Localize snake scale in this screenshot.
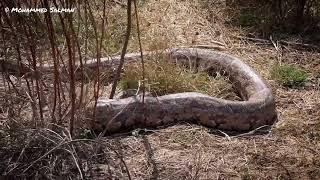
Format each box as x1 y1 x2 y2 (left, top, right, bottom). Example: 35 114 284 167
0 48 277 134
91 48 277 134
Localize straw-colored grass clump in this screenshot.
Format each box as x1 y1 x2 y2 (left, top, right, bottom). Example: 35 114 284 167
119 56 238 100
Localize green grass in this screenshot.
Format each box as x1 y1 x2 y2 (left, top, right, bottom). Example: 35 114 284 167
271 64 308 88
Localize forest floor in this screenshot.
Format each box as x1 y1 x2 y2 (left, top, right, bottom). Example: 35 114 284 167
1 0 320 179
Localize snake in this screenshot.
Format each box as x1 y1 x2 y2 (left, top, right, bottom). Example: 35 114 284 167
0 48 277 134
91 48 277 134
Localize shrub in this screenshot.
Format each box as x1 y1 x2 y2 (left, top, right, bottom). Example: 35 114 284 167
271 64 308 88
237 9 259 27
226 0 320 35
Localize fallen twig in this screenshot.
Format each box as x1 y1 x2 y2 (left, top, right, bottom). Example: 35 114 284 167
235 35 320 50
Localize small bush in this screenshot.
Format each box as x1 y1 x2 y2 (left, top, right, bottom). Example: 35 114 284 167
271 64 308 88
119 55 238 100
232 8 260 27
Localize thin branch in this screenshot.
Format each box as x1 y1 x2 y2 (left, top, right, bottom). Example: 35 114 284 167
43 0 61 123
235 35 320 50
56 9 76 136
109 0 132 99
133 0 145 103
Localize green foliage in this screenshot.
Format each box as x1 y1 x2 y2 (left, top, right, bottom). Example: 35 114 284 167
226 0 320 36
271 64 308 88
237 9 259 27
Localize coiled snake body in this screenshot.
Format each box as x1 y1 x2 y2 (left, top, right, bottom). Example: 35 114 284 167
92 48 277 133
0 48 277 134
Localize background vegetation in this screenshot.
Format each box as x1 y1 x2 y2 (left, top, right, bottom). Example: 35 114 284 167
120 56 239 100
226 0 320 37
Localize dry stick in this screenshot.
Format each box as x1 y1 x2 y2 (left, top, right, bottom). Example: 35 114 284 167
22 20 43 125
22 138 96 173
65 128 85 180
114 140 132 180
56 0 78 131
74 1 84 109
68 14 79 136
51 0 67 123
55 47 68 102
133 0 145 103
18 34 40 124
67 11 85 119
44 0 61 123
69 2 99 176
24 23 44 123
109 0 132 99
86 1 102 121
142 135 158 180
114 150 132 180
0 24 23 97
97 0 108 98
63 148 84 180
32 13 48 118
83 0 89 107
235 35 320 50
75 1 83 36
21 129 130 178
4 11 40 122
1 8 25 81
233 125 270 138
57 12 76 136
1 3 36 122
90 0 109 118
25 72 39 123
0 26 8 94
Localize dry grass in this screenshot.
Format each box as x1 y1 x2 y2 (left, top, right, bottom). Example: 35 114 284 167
104 0 320 179
119 55 239 100
1 0 320 179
